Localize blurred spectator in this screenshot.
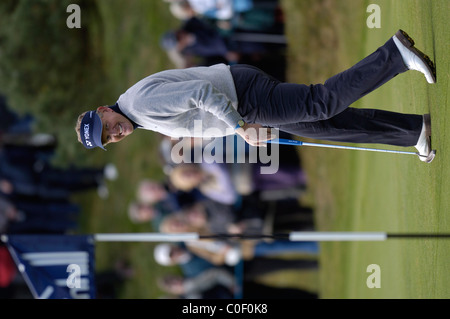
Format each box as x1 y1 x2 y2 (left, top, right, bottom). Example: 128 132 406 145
136 179 198 211
164 0 280 27
165 0 196 21
137 179 173 204
157 268 317 299
128 201 166 232
157 268 237 298
0 245 18 293
154 242 318 280
170 162 239 205
154 243 216 278
159 201 240 234
0 195 23 233
5 198 80 234
161 0 287 82
0 143 118 200
128 178 201 229
159 204 318 267
169 162 239 206
165 0 236 21
161 0 285 68
161 16 242 67
128 201 159 224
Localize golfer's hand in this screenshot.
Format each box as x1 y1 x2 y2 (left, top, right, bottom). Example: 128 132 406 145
235 123 275 147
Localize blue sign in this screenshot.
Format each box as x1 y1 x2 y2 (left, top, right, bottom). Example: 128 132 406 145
3 234 96 299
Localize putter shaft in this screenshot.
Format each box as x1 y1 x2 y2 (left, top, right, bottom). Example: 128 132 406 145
269 138 420 156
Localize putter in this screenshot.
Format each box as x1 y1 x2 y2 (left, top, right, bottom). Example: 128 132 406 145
268 138 436 160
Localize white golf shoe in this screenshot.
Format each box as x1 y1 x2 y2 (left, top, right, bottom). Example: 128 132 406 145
392 30 437 84
415 114 436 163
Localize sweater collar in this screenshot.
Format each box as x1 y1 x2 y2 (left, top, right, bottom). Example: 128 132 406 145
109 103 141 129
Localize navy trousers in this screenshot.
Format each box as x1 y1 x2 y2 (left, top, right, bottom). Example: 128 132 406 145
230 38 423 147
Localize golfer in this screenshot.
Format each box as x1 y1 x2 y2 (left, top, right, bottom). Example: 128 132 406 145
76 30 436 163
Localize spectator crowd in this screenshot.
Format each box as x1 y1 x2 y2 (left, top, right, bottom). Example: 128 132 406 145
0 95 118 298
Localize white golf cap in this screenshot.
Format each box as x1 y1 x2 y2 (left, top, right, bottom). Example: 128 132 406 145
154 244 173 266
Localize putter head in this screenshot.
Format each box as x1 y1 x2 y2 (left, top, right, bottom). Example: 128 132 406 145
417 149 436 163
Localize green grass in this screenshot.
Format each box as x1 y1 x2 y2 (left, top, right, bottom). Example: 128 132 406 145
282 0 449 298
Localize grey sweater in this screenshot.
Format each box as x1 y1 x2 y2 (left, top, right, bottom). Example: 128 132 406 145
117 64 243 138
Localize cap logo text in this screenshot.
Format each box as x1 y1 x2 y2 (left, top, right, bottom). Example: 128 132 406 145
84 124 93 147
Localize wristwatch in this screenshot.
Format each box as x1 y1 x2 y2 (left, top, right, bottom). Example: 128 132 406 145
235 119 245 130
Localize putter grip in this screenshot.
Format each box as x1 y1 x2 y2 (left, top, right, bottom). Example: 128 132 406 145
269 138 303 146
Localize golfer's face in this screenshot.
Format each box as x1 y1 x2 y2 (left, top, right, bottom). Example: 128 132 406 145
99 109 134 145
